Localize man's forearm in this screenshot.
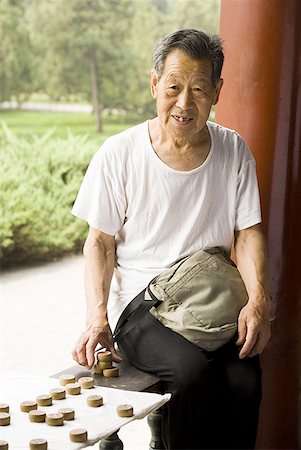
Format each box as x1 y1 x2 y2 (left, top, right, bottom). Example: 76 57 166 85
234 223 273 358
234 224 271 309
83 229 116 326
72 228 121 367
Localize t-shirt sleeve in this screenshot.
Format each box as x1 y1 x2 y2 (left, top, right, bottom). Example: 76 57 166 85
235 143 262 231
71 142 126 235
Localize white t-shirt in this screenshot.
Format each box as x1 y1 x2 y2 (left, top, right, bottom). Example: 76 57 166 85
72 120 262 331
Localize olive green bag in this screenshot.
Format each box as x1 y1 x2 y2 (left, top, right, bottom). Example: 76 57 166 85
114 248 248 352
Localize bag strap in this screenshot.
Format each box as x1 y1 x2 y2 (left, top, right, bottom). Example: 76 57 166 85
113 287 160 342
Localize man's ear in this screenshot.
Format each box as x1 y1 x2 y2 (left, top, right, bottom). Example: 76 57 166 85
213 78 223 105
150 69 159 99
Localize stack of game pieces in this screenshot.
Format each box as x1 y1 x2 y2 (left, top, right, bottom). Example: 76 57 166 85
93 350 119 377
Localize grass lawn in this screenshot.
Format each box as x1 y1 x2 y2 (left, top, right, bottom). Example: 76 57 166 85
0 109 148 142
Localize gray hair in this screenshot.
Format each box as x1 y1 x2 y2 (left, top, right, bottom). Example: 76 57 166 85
153 29 224 86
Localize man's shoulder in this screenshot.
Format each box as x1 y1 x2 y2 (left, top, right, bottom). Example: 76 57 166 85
208 121 255 170
104 121 148 149
208 120 240 140
91 120 149 171
208 121 251 152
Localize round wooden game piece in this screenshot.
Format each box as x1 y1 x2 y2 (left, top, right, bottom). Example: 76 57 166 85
49 387 66 400
58 407 75 420
78 376 94 389
96 361 112 370
45 413 64 426
20 401 38 412
86 394 103 407
103 367 119 378
29 439 48 450
29 409 46 423
36 395 52 406
97 350 112 362
93 364 103 375
59 374 76 386
65 382 81 395
0 404 9 413
116 404 134 417
0 413 10 426
0 440 9 450
69 428 88 443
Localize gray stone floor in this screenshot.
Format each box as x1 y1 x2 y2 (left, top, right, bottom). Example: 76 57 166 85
1 255 150 449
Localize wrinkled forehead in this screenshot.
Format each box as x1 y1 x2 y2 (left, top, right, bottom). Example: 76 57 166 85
160 49 213 80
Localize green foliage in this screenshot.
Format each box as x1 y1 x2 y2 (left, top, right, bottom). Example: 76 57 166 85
0 0 35 101
172 0 221 32
0 0 221 125
0 125 99 266
26 0 134 104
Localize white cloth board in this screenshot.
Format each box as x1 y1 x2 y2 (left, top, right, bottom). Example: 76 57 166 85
0 372 170 449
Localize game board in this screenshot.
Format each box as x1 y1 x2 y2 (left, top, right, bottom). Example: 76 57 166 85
0 373 170 449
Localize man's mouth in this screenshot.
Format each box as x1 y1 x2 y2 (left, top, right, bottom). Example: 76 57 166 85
172 115 193 123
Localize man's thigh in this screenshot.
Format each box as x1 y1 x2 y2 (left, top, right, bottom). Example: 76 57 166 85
117 312 211 385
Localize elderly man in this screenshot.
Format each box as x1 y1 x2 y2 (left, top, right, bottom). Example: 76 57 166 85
72 29 271 450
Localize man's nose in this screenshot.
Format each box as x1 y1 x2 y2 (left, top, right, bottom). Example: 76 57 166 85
176 89 193 110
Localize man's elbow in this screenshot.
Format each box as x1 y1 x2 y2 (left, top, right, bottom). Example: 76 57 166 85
83 228 115 259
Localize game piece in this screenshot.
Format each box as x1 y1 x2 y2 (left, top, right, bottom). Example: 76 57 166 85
36 395 52 406
59 374 75 386
96 361 112 370
0 404 9 413
58 407 75 420
20 401 38 412
93 364 103 375
29 438 47 450
69 428 88 443
116 404 134 417
0 440 8 450
45 413 64 426
65 382 81 395
78 376 94 389
0 413 10 426
97 350 112 362
103 367 119 378
87 394 103 407
49 387 66 400
29 410 46 423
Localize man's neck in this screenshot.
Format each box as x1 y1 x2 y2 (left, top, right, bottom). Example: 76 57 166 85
148 118 211 171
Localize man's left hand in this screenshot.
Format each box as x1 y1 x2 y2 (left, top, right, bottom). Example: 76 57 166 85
236 301 272 359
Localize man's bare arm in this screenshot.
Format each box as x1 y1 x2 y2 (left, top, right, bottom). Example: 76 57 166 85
72 227 122 368
234 223 273 359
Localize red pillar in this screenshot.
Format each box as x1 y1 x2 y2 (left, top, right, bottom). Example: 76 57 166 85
216 1 301 448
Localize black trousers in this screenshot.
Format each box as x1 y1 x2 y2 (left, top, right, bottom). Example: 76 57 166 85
117 312 262 450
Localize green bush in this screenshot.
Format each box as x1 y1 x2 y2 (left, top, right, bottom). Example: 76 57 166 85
0 124 100 266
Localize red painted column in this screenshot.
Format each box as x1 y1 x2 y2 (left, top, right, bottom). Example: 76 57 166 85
216 1 301 448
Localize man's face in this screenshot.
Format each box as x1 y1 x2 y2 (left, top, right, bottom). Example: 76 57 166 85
151 49 223 140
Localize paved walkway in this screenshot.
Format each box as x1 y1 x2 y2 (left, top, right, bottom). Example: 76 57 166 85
0 101 92 113
1 255 150 449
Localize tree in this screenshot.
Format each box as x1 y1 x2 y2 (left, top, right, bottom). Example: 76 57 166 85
172 0 221 33
0 0 34 102
27 0 133 131
22 0 221 125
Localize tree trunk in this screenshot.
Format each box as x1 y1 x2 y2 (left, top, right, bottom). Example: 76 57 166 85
90 55 102 133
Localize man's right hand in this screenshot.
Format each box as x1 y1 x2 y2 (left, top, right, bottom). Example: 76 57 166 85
72 320 122 369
